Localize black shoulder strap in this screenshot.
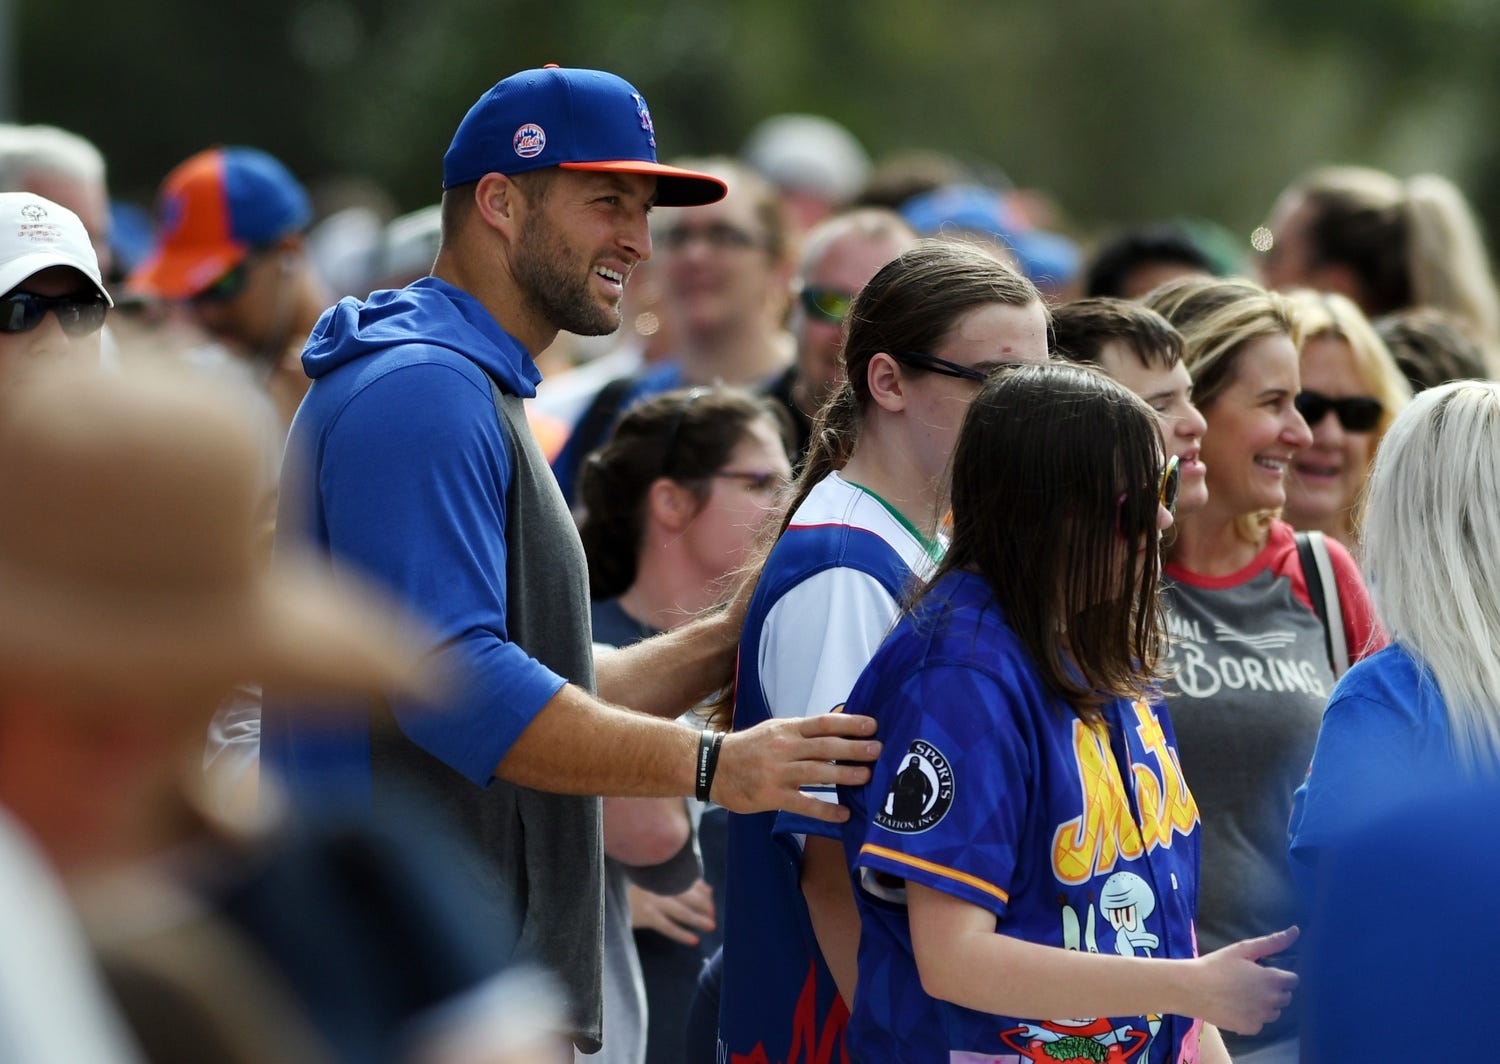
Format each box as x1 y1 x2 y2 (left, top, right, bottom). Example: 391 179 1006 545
570 376 637 466
1295 530 1336 675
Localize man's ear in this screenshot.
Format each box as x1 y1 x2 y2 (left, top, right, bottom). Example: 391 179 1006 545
646 476 699 534
866 352 908 414
474 172 523 239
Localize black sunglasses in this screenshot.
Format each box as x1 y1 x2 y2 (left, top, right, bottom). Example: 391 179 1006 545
0 291 109 337
890 350 989 383
1295 390 1383 433
798 286 855 326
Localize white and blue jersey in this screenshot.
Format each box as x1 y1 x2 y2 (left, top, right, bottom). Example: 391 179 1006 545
719 472 938 1064
842 569 1205 1064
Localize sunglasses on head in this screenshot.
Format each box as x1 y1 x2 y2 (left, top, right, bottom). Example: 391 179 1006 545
0 291 109 337
1294 390 1383 432
798 286 856 326
890 350 990 383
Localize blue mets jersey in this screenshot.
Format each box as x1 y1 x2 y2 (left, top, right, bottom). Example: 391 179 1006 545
720 472 938 1064
842 569 1205 1064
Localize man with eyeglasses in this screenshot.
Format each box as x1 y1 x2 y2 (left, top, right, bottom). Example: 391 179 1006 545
0 192 111 378
127 147 329 429
259 65 883 1056
765 208 917 463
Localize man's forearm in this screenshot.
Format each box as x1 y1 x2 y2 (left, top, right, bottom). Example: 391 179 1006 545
496 683 699 796
593 607 739 718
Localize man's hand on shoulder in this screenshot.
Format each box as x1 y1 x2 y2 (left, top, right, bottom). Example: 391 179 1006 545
711 713 880 822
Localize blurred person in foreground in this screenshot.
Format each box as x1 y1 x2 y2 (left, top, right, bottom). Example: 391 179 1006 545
128 146 331 428
1280 290 1410 553
0 191 111 378
763 207 917 463
1288 380 1500 901
0 360 564 1063
259 65 882 1056
1288 382 1500 1060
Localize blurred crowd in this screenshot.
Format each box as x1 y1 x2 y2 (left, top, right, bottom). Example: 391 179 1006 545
3 61 1500 1064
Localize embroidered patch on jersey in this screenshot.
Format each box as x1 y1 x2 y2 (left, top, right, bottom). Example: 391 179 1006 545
513 123 546 159
875 740 954 833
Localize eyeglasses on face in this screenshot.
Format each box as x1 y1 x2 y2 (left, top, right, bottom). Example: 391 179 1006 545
890 350 989 383
655 222 762 253
798 286 856 326
1294 390 1383 433
708 470 788 493
0 290 109 337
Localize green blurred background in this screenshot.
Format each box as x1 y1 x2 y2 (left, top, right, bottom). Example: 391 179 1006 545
15 0 1500 250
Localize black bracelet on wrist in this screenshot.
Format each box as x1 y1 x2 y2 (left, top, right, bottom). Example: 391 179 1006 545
696 727 726 803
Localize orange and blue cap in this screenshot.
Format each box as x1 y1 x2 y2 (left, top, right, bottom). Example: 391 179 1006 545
443 66 726 207
128 147 312 300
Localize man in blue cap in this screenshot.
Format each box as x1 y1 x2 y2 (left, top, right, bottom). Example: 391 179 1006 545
262 66 882 1054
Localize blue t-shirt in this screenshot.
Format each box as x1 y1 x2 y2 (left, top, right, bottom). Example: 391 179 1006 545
842 570 1204 1064
1287 642 1456 908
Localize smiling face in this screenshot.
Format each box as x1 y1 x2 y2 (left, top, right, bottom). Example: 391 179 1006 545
656 181 783 341
1284 333 1380 531
511 169 654 337
1096 342 1210 514
1197 332 1312 520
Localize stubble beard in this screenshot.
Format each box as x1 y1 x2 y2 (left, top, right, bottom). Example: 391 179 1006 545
513 210 621 338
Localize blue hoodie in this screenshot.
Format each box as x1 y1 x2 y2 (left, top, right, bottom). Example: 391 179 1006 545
262 277 568 803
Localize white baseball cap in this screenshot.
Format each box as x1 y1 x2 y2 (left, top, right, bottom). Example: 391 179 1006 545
0 192 112 305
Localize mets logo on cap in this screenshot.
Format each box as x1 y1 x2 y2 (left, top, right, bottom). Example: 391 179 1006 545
631 93 656 149
513 123 546 160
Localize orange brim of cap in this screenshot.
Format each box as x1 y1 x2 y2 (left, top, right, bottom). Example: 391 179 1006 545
126 243 248 301
558 160 727 207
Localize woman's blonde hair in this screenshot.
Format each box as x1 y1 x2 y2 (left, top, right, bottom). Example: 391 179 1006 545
1143 276 1302 545
1361 381 1500 770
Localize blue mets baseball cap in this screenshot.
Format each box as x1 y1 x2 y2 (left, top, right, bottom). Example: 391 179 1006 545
443 66 726 207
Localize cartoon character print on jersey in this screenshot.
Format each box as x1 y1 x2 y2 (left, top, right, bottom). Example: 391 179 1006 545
1101 872 1159 956
1000 1016 1149 1063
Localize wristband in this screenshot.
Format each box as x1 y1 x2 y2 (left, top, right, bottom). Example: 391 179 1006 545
696 728 726 803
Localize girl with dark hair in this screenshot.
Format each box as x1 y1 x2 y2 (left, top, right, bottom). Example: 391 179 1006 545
1141 277 1383 1063
716 240 1050 1063
839 363 1296 1063
576 386 792 1064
